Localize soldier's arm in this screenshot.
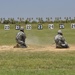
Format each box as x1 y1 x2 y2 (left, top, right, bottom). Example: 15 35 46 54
60 36 65 44
22 33 26 42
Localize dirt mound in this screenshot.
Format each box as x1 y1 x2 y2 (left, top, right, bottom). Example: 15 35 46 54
0 44 75 52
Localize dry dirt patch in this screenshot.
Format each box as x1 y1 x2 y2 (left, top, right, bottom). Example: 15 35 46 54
0 44 75 52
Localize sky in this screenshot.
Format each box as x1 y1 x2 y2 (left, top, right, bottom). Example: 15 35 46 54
0 0 75 20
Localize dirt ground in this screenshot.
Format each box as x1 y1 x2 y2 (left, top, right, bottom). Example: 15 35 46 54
0 44 75 52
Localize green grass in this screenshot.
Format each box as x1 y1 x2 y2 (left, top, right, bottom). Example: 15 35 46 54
0 23 75 45
0 23 75 75
0 51 75 75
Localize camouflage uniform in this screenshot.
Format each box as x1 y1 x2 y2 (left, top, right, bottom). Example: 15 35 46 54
16 27 27 48
54 30 69 48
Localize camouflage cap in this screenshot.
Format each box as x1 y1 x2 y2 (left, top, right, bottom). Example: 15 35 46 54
20 27 24 31
58 30 62 34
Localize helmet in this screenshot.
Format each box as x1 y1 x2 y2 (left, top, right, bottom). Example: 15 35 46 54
20 27 24 31
58 30 62 35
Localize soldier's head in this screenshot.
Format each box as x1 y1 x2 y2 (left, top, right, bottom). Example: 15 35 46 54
20 27 24 32
58 30 63 35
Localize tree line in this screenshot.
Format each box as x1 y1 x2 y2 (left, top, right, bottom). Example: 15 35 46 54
0 17 75 24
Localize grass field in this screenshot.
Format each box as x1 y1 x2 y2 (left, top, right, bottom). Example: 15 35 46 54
0 23 75 75
0 51 75 75
0 23 75 45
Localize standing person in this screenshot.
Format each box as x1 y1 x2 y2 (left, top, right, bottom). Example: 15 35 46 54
15 27 27 48
54 30 69 48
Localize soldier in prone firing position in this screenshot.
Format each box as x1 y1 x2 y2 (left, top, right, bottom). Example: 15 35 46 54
15 27 27 48
54 30 69 48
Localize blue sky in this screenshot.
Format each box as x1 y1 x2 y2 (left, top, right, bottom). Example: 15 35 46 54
0 0 75 20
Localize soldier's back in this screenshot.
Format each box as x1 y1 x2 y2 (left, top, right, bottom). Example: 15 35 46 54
16 31 24 40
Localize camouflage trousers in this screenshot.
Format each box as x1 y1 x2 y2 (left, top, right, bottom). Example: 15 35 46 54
15 39 27 48
56 42 69 48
